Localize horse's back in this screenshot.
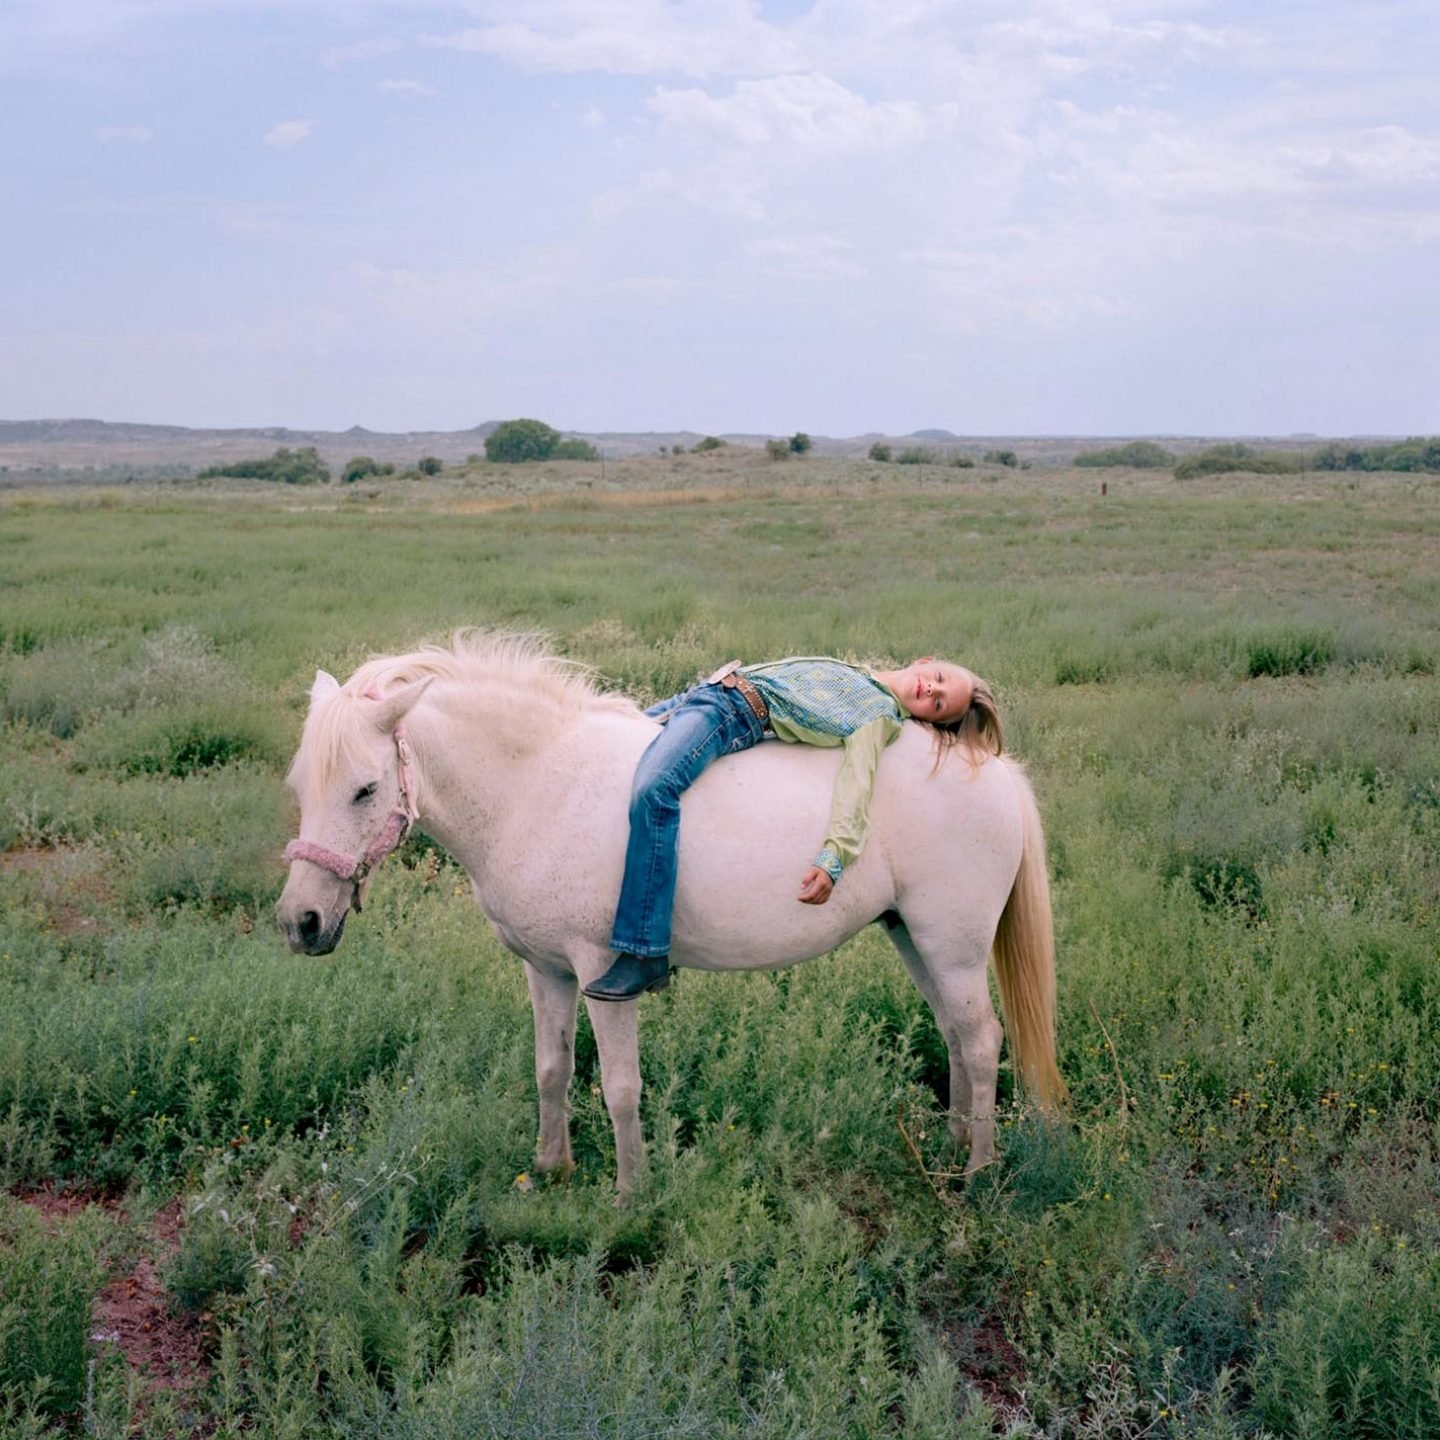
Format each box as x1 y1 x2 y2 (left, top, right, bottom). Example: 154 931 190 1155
670 721 1026 969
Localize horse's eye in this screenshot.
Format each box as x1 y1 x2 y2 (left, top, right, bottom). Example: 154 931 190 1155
353 782 379 804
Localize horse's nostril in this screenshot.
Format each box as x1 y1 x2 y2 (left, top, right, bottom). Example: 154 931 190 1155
298 910 322 945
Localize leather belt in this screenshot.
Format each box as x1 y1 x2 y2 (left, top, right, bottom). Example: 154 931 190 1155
704 659 770 730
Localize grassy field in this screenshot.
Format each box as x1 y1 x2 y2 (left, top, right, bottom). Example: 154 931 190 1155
2 454 1438 1437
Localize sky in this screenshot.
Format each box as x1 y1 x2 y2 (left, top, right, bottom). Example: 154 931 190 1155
2 0 1437 436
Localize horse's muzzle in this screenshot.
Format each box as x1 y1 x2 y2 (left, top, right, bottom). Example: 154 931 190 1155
278 905 347 956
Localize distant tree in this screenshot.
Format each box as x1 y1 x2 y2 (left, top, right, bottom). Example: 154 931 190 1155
343 456 381 484
485 419 561 463
867 441 892 462
765 438 790 460
895 447 933 465
1174 444 1300 479
1310 437 1440 473
789 432 812 454
417 455 443 476
950 454 975 468
983 449 1019 468
1073 441 1175 469
554 439 600 461
693 436 726 452
200 445 328 485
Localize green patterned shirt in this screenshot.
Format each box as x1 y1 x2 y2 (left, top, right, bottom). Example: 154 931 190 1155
740 657 906 882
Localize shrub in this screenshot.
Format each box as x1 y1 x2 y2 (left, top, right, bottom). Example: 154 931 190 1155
484 420 561 464
693 436 726 453
788 432 812 454
343 456 396 483
1244 626 1336 678
1174 444 1301 480
895 447 933 465
554 439 599 461
1311 437 1440 472
950 455 975 468
1252 1238 1440 1438
1074 441 1176 468
199 446 329 485
867 442 892 462
765 439 789 460
0 1199 108 1415
416 456 443 476
983 449 1019 467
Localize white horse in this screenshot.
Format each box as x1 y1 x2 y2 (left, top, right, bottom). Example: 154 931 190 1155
276 633 1065 1198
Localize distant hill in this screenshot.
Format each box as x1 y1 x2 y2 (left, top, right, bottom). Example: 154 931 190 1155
0 417 1403 480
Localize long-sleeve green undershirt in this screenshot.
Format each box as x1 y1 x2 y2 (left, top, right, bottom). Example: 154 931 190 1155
740 657 907 882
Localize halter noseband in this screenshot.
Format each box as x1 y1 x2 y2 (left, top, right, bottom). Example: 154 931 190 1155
284 724 419 912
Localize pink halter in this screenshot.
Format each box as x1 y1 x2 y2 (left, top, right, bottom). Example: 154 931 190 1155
284 723 420 912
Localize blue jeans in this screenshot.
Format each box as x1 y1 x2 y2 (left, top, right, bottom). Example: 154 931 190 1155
610 683 765 957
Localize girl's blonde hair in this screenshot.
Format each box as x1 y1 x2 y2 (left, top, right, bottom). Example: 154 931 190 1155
925 672 1004 767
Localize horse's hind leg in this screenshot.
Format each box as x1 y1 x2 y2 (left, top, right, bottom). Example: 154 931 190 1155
886 919 1003 1173
582 989 646 1202
524 962 579 1182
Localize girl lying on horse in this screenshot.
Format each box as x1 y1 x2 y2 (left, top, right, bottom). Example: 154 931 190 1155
583 655 1004 1002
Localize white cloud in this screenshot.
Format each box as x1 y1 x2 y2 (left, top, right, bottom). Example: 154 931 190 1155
263 119 314 150
378 78 437 96
748 234 865 281
902 240 1139 333
427 1 799 77
581 105 606 128
321 36 401 69
347 258 568 334
95 125 153 143
649 73 950 154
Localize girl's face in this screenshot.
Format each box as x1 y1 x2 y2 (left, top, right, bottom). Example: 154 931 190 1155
889 658 974 723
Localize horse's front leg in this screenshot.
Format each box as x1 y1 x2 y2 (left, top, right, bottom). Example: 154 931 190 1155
524 962 579 1182
582 991 646 1203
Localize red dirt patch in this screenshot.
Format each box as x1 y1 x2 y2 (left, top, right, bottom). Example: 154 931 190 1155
15 1187 211 1406
943 1310 1027 1419
91 1200 209 1399
0 845 115 937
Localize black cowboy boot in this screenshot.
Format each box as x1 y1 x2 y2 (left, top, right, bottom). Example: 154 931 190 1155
583 953 671 1001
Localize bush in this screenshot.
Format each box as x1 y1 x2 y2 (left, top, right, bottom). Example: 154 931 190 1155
484 420 561 464
765 439 790 460
0 1199 108 1415
342 456 397 484
1311 437 1440 472
199 446 329 485
1244 626 1336 678
789 432 812 454
895 447 933 465
1074 441 1176 469
1174 444 1301 480
416 456 443 476
867 442 892 462
950 455 975 468
554 439 599 461
693 436 726 453
1253 1238 1440 1438
983 449 1019 467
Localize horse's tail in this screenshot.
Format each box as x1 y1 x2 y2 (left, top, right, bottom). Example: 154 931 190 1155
992 761 1068 1111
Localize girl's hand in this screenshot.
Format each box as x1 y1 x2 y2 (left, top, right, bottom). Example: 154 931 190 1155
798 867 834 905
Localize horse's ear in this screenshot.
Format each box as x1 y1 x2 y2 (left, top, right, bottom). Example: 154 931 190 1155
367 676 433 734
310 670 341 706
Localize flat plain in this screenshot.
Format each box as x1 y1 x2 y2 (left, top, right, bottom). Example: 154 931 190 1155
2 453 1438 1437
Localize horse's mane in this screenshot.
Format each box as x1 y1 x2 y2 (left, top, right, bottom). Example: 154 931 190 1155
289 630 641 803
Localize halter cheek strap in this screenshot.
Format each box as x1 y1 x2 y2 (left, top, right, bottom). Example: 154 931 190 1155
284 725 420 912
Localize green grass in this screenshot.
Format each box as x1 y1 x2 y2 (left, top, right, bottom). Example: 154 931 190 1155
2 458 1439 1435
